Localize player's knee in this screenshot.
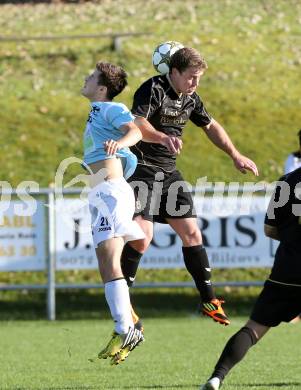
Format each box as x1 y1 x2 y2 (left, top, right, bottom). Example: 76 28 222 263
241 326 259 345
130 237 151 253
245 320 269 341
100 263 122 282
181 228 202 246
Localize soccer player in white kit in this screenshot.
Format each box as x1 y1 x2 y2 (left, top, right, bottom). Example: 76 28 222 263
81 61 181 365
82 61 146 364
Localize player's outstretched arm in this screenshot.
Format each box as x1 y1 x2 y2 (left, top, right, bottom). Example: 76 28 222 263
203 119 259 176
134 116 182 154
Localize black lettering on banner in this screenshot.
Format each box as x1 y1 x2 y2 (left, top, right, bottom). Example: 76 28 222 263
235 216 256 248
64 219 80 250
219 217 229 248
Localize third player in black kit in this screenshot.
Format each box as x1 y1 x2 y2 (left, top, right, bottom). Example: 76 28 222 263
120 47 259 330
201 167 301 390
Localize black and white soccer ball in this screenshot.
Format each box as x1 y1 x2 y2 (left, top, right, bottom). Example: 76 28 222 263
152 41 184 75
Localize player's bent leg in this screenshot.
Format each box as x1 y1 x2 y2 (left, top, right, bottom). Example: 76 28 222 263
95 237 140 362
121 243 143 287
97 239 134 334
121 217 153 287
167 218 230 325
167 219 212 300
96 237 124 283
244 319 270 340
200 324 261 388
127 216 154 254
120 216 154 335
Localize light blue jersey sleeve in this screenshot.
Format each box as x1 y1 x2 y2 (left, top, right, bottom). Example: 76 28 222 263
105 103 135 129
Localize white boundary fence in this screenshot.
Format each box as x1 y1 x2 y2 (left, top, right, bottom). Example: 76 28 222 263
0 185 276 320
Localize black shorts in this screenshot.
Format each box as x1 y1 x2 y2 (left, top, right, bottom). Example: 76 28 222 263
128 164 196 224
250 280 301 327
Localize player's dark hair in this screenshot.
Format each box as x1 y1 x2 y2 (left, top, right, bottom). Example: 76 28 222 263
96 62 128 100
169 47 208 73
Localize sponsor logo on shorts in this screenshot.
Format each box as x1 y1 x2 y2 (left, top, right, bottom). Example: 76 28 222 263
98 226 112 232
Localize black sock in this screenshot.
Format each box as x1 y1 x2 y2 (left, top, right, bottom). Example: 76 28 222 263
211 326 258 381
121 243 143 287
182 245 214 302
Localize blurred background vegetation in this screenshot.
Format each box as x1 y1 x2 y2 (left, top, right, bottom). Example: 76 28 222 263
0 0 300 318
0 0 301 186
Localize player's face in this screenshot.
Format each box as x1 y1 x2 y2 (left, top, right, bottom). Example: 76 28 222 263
171 66 204 95
81 69 102 100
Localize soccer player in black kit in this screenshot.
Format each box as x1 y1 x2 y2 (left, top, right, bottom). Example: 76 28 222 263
201 167 301 390
121 47 259 330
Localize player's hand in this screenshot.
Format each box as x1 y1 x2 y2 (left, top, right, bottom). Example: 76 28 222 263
104 139 121 155
161 135 183 154
232 153 259 176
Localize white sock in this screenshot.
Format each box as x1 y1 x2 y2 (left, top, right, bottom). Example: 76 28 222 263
104 278 134 334
208 377 220 389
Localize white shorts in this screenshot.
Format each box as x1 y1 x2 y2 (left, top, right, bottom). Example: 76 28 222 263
88 177 145 248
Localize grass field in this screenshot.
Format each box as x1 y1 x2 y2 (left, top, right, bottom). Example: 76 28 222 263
1 316 300 390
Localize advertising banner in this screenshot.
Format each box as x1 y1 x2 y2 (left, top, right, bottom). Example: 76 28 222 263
55 196 277 270
55 198 96 270
0 200 46 271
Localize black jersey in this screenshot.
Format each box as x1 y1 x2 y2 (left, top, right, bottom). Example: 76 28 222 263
130 74 212 171
265 167 301 285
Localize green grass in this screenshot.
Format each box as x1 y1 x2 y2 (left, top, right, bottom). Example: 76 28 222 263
0 3 300 386
0 316 300 389
0 0 301 186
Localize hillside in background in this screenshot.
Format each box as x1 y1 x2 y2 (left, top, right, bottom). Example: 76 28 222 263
0 0 300 187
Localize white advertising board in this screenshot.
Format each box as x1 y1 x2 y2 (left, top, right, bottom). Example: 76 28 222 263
55 196 276 270
0 200 46 271
55 198 96 270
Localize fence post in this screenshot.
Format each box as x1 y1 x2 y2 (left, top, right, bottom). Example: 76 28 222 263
47 189 56 320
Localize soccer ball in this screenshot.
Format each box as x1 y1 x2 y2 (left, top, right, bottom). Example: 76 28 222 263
152 41 184 75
